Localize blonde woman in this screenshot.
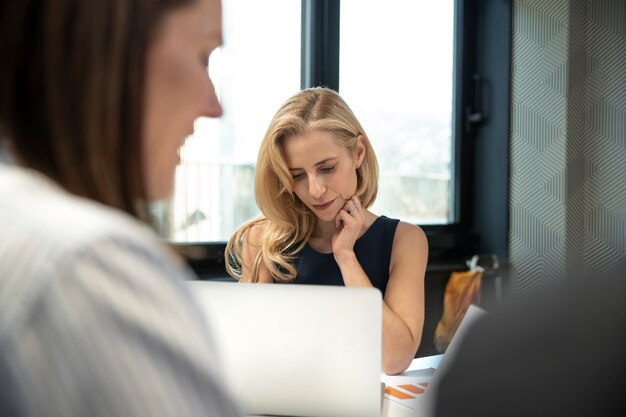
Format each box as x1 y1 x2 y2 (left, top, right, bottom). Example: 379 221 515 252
226 87 428 374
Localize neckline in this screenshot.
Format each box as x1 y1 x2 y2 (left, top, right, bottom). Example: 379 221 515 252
304 215 386 255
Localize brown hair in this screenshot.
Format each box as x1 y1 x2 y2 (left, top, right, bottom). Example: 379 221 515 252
0 0 194 218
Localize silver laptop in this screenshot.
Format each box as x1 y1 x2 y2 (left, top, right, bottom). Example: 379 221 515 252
189 281 382 417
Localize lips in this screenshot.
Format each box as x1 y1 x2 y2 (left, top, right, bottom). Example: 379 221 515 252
312 199 335 211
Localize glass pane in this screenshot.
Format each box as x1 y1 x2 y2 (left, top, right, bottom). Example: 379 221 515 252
154 0 301 242
339 0 455 225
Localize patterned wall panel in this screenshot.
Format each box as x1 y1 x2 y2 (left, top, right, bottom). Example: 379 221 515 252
510 0 626 293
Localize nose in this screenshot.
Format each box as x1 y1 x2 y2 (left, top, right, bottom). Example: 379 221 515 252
201 77 223 118
308 175 326 199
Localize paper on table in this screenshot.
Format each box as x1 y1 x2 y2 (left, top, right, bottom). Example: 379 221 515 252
381 368 436 410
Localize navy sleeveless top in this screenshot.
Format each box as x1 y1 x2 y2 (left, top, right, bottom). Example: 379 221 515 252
290 216 400 296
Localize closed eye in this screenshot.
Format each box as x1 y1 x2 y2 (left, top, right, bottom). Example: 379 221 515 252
291 172 305 181
320 165 337 174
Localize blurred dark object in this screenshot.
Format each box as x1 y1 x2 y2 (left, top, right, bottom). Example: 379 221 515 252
432 262 626 417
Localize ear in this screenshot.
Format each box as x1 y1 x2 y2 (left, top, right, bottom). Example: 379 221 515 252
355 135 366 168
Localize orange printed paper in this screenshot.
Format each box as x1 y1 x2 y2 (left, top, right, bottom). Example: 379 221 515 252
398 384 424 394
384 387 414 400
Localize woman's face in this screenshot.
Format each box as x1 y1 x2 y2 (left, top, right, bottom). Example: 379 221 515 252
143 0 222 200
282 129 365 223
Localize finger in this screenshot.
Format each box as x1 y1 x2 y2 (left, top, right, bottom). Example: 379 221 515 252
336 209 355 226
336 209 349 229
344 200 358 215
335 214 342 230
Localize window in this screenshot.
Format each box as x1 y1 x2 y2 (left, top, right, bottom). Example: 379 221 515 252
154 0 510 268
339 0 454 225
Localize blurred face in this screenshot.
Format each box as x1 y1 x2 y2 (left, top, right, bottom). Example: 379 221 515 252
143 0 222 200
282 130 365 223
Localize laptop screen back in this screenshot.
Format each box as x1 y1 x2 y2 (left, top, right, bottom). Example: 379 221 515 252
189 281 382 417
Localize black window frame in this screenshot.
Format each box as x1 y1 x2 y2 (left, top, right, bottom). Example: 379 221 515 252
173 0 511 277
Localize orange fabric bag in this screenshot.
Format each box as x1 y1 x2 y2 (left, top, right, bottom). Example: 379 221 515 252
433 255 483 353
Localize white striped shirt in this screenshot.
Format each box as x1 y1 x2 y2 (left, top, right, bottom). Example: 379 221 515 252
0 164 241 417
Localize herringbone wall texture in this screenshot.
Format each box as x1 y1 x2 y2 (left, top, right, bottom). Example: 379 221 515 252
510 0 626 293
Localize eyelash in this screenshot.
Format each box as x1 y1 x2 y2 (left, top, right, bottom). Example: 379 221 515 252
291 166 337 181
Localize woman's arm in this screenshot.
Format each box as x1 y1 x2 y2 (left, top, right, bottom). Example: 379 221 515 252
382 222 428 373
335 221 428 374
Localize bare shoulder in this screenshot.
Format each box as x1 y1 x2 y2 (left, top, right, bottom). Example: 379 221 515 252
389 221 428 270
394 221 428 249
244 221 268 248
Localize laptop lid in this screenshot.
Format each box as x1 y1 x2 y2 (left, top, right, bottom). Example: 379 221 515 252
189 281 382 417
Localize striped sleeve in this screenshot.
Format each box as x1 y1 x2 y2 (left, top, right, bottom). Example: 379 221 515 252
0 237 241 417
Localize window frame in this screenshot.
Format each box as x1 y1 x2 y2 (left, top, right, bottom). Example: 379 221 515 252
172 0 511 276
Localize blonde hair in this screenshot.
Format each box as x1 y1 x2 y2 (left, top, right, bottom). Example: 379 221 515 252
225 87 378 282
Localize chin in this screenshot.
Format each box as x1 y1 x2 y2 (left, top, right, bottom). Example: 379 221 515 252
313 208 341 223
